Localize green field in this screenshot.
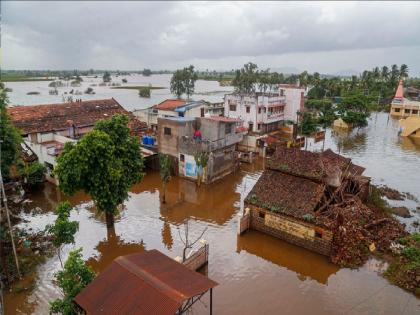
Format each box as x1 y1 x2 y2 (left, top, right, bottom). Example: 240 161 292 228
1 74 53 82
110 85 165 90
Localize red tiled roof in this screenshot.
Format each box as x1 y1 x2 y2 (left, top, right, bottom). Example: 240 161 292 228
155 99 186 110
75 250 218 315
205 116 242 123
7 98 147 135
246 170 325 218
394 80 404 99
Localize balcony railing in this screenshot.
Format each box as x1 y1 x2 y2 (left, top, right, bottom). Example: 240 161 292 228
179 133 244 154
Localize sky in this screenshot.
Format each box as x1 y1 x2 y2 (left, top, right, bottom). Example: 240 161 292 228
2 1 420 76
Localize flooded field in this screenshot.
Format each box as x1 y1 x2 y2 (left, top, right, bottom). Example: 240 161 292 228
4 74 233 110
4 112 420 314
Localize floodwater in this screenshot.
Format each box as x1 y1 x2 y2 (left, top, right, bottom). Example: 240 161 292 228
4 74 233 110
5 112 420 314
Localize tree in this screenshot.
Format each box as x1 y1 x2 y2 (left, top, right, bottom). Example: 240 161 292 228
142 69 152 76
0 83 22 178
102 71 111 83
170 69 186 98
139 86 151 98
46 202 79 267
55 114 144 229
337 94 370 129
194 151 209 187
183 65 198 99
399 64 409 80
49 248 96 315
159 154 171 204
232 62 259 94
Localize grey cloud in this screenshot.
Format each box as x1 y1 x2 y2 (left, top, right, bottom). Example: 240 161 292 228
2 1 420 75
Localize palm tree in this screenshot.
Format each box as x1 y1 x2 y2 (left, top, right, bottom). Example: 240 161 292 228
399 64 409 80
381 66 389 82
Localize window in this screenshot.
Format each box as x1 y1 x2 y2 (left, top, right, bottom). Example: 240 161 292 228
230 104 237 111
164 127 171 135
259 211 265 219
263 108 266 113
246 106 250 113
315 231 323 238
394 108 400 112
412 110 418 115
258 108 261 114
180 154 185 162
225 123 232 134
405 109 410 114
257 123 261 130
201 108 205 117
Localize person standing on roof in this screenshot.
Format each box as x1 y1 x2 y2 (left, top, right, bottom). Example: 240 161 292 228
193 129 202 142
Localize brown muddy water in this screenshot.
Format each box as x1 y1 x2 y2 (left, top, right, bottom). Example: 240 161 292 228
5 112 420 314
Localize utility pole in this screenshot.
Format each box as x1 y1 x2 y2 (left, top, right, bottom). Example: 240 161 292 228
0 168 21 279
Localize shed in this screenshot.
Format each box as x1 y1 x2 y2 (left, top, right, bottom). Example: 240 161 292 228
75 250 218 315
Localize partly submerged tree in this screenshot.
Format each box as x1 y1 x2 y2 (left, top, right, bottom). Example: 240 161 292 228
102 71 111 83
194 151 209 187
170 65 197 99
183 65 198 99
142 68 152 76
49 248 96 315
0 82 22 178
55 114 144 229
159 154 171 204
46 202 79 267
170 69 186 98
337 94 370 129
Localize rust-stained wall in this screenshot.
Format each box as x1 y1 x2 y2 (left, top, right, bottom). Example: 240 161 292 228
245 204 332 256
157 118 195 158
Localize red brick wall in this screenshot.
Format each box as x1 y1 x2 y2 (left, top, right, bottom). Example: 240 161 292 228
247 205 332 256
183 244 209 271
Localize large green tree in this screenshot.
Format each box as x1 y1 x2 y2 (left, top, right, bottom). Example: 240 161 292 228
0 83 22 178
55 114 144 228
183 65 198 99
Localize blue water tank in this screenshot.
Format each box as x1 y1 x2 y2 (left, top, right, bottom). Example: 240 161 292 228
142 136 148 145
149 137 155 146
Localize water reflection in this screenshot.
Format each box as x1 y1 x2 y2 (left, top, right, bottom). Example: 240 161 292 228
237 231 339 285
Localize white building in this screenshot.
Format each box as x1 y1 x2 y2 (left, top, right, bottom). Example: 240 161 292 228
278 84 305 122
224 92 286 134
223 85 305 134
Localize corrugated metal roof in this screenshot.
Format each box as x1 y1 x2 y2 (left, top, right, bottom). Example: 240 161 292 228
75 250 217 315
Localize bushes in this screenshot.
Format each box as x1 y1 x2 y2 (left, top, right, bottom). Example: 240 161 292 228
24 162 46 186
139 86 151 98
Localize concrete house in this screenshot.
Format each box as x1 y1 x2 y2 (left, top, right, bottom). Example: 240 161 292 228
157 116 245 184
133 99 215 131
8 98 147 183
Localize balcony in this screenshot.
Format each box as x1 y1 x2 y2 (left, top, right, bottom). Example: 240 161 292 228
179 132 244 154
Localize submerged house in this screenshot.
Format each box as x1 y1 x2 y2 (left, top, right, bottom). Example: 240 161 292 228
240 147 368 256
8 98 147 183
157 116 245 184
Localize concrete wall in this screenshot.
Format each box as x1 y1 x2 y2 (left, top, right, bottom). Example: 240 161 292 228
281 87 305 122
157 118 196 158
390 103 420 118
246 204 333 256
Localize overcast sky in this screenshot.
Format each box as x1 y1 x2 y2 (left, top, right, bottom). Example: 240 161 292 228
2 1 420 76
